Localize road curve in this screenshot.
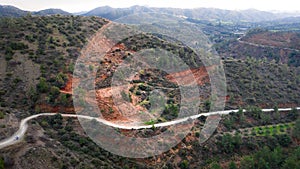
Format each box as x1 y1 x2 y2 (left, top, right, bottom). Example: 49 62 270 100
0 107 299 149
237 35 300 52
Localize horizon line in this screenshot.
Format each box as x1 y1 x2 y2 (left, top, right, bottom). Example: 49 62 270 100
1 4 300 14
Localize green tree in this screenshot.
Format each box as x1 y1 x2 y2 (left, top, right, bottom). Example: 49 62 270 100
60 94 68 105
164 104 179 117
49 86 60 103
283 157 300 169
68 63 74 73
256 158 270 169
276 134 292 147
289 108 299 120
219 134 234 153
219 133 242 154
224 118 234 130
233 133 242 149
228 94 235 104
55 73 68 88
0 157 4 169
48 114 63 129
28 86 38 102
282 147 300 169
261 113 271 125
210 162 221 169
204 100 211 111
292 118 300 139
246 106 262 120
5 47 14 61
270 147 284 168
274 105 280 120
254 146 272 169
0 111 4 119
179 160 189 169
50 86 60 97
237 108 245 122
228 161 237 169
37 77 49 93
240 156 255 169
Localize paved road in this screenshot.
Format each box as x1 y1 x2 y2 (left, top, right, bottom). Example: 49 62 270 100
0 107 299 149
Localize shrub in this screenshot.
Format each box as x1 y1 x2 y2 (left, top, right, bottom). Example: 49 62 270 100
0 157 4 169
277 134 292 147
121 91 131 102
228 161 237 169
9 42 28 50
37 77 49 93
50 86 60 99
209 162 221 169
292 119 300 139
0 111 4 119
180 160 189 169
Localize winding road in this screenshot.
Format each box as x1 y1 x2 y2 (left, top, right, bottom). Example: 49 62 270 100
0 107 299 149
237 35 300 52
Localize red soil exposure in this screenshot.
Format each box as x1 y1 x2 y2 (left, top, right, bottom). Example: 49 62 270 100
112 43 126 51
95 88 125 121
94 64 213 123
103 43 127 65
69 23 148 123
165 66 211 86
60 74 78 95
38 75 78 113
36 104 75 113
293 138 300 145
259 103 298 109
95 86 150 123
243 31 300 50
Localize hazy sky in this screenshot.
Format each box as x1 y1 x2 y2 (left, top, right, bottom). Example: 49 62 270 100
0 0 299 13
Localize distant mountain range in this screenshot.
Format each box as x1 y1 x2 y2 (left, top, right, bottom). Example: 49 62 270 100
32 8 71 16
1 4 300 23
0 5 29 17
83 5 153 20
0 5 71 17
82 5 300 23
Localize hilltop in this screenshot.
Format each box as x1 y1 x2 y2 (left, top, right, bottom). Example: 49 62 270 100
0 5 71 17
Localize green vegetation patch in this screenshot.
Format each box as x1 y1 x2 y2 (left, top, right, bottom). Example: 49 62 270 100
253 122 295 136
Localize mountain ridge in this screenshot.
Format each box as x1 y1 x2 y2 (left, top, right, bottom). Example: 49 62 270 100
2 4 300 23
0 5 71 17
83 5 300 22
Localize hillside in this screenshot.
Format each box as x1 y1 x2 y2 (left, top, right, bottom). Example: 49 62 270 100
0 15 299 169
92 31 300 123
241 29 300 50
0 15 107 114
215 29 300 66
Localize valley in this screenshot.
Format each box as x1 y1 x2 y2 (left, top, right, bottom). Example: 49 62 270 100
0 4 299 169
